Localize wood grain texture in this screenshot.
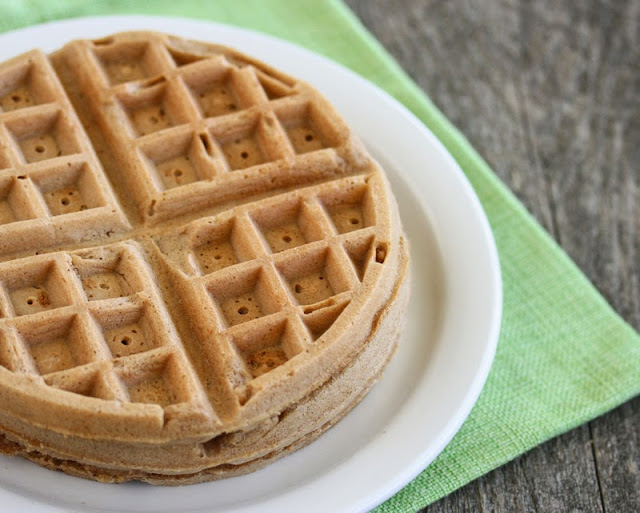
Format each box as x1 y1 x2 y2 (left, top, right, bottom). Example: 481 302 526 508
343 0 640 511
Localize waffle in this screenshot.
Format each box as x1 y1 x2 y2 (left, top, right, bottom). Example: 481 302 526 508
0 31 409 484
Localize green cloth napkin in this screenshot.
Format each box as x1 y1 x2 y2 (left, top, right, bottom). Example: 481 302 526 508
1 1 639 511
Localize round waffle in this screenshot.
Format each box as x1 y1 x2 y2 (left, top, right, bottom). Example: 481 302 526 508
0 31 409 483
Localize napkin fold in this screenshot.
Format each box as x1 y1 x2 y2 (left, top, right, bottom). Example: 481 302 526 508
1 1 639 511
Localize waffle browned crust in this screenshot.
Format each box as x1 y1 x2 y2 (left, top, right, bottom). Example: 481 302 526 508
0 31 409 483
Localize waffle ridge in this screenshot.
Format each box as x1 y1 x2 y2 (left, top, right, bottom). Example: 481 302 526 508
0 31 410 483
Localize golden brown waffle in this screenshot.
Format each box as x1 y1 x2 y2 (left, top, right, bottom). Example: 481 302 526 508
0 31 409 483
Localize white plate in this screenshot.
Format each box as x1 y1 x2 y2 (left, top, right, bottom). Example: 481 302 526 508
0 16 502 513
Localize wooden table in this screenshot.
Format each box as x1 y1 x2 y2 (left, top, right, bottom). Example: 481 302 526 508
344 1 640 511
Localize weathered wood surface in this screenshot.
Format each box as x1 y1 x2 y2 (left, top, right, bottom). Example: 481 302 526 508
344 0 640 511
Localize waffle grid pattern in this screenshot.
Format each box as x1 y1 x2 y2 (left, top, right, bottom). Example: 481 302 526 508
65 34 351 223
0 243 206 418
0 33 399 450
164 175 380 407
0 49 127 255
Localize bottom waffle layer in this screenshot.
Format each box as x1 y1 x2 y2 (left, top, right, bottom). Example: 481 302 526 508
0 241 409 484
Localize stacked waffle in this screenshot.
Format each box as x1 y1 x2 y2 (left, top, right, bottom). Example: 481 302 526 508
0 32 409 484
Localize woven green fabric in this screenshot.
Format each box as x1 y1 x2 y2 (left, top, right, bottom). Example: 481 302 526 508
1 1 639 511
